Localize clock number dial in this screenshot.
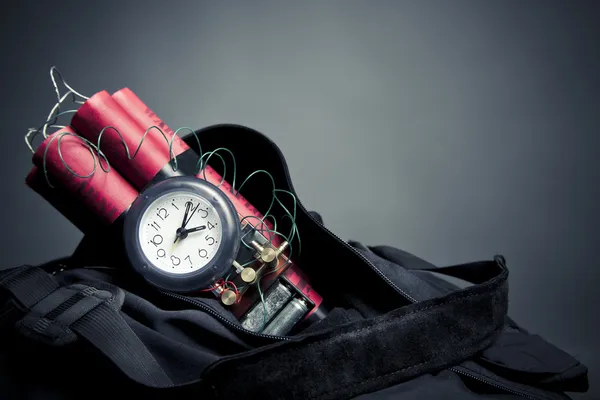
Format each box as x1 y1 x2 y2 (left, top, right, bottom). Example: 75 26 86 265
156 207 170 220
198 208 209 218
157 249 166 258
171 255 181 266
207 221 216 230
150 221 161 231
185 255 192 265
205 235 215 246
150 234 163 247
198 248 208 259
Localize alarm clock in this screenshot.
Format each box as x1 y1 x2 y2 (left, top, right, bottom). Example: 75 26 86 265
123 176 241 293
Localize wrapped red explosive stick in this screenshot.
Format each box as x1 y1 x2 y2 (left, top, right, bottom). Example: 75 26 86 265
31 127 138 230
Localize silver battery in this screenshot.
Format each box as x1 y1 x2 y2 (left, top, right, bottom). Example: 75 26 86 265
240 281 293 332
261 297 309 336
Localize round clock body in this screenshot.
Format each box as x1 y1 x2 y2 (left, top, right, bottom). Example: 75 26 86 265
123 176 241 292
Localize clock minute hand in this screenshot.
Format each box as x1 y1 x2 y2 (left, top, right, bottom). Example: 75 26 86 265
181 202 192 228
184 202 201 228
174 202 193 243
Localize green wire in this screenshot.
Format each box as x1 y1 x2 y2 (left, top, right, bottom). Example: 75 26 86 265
235 170 276 217
273 189 301 255
195 147 237 189
263 214 278 234
42 132 107 188
27 109 78 153
239 215 291 250
93 125 203 174
197 151 227 187
168 127 203 171
241 259 256 267
95 125 168 167
281 214 301 256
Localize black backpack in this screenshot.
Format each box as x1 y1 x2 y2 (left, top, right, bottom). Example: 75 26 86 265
0 125 589 399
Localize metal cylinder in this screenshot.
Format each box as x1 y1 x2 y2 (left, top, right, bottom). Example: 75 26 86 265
240 281 293 332
261 297 309 336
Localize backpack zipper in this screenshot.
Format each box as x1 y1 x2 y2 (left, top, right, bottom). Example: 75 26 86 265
159 290 291 341
449 367 557 400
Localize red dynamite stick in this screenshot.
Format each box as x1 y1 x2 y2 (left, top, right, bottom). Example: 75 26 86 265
111 88 188 156
71 91 172 191
32 127 138 226
26 166 102 233
111 88 275 242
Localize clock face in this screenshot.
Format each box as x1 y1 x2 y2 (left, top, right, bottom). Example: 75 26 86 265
123 176 241 293
139 192 223 274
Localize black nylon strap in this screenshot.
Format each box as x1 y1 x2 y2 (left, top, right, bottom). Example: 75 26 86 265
0 266 173 388
203 259 508 400
0 267 58 308
72 302 173 387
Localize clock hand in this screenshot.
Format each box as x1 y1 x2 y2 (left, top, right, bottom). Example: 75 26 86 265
171 225 206 254
180 202 192 230
183 202 201 228
174 201 195 244
171 234 180 254
182 225 206 234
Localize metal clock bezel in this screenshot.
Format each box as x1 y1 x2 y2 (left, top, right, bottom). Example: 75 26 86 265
123 176 241 293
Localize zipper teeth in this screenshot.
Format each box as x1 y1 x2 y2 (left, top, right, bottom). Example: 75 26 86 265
450 367 543 400
159 290 291 341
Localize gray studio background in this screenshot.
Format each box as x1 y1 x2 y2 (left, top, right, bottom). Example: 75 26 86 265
1 1 598 398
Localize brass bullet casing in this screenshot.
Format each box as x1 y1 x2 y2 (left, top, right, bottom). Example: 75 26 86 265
241 267 257 283
221 289 237 306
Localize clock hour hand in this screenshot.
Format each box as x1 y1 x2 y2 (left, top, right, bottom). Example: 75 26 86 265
173 225 206 247
182 225 206 234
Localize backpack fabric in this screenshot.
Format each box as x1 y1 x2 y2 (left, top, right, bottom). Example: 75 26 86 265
0 125 589 399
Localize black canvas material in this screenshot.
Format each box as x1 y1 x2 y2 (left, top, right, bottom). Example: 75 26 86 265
0 124 589 399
